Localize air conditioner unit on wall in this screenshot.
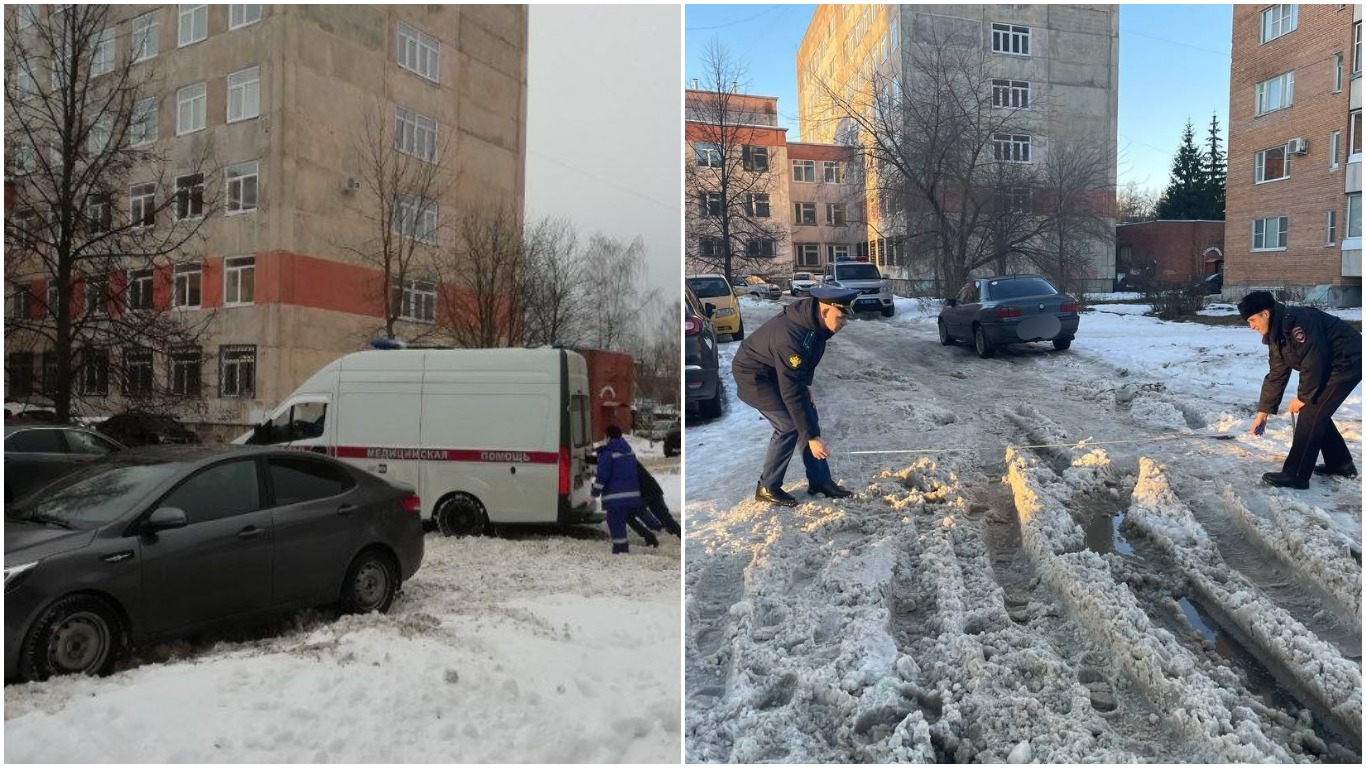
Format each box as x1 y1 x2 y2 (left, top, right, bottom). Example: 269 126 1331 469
1288 137 1308 154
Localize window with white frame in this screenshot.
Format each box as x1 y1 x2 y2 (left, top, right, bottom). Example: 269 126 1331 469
79 348 109 396
698 236 725 258
46 283 59 320
742 145 769 172
88 113 113 155
1254 145 1289 183
1355 21 1362 74
1334 53 1344 93
828 244 850 261
131 97 158 145
226 161 259 213
826 202 846 226
173 262 202 308
219 344 256 398
394 196 437 242
227 66 260 122
1260 4 1297 44
10 283 33 320
1252 216 1289 251
397 22 440 82
795 243 820 267
890 16 898 51
1326 209 1337 245
223 256 255 305
91 28 114 76
392 278 437 322
1329 130 1341 168
700 193 722 217
169 346 201 396
746 193 770 218
991 79 1030 109
133 11 159 61
175 173 204 219
128 268 153 310
794 202 816 225
86 195 111 233
1351 110 1362 157
130 182 156 227
993 133 1032 163
178 4 207 47
746 239 776 258
792 159 815 182
229 4 261 29
123 347 154 395
1254 72 1293 116
823 161 843 183
176 82 206 134
394 106 437 162
694 142 722 168
1348 194 1362 240
83 274 107 316
991 23 1030 55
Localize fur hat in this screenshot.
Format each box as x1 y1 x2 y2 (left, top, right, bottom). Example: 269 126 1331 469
1236 290 1276 321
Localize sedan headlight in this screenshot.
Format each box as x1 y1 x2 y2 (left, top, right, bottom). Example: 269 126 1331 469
5 561 38 593
714 307 736 318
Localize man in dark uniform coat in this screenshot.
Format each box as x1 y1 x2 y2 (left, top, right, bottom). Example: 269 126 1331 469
732 286 860 506
1240 290 1362 489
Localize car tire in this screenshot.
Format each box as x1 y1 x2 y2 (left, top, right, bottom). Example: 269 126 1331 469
938 321 954 346
436 493 489 537
341 549 399 614
1053 337 1072 351
881 305 894 318
698 384 725 420
19 594 123 681
973 326 996 359
732 322 745 342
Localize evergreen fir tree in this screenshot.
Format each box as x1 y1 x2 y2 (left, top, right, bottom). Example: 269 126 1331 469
1202 113 1226 220
1155 119 1206 220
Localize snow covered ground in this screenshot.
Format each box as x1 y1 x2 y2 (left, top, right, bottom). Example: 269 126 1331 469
685 295 1361 762
4 442 681 763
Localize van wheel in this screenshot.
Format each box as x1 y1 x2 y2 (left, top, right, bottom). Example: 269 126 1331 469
19 594 123 681
436 493 488 537
341 549 398 614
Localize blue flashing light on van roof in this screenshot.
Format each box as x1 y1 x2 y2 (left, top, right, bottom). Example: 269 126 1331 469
370 338 406 350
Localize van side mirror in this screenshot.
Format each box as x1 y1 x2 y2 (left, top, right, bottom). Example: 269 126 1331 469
146 507 188 532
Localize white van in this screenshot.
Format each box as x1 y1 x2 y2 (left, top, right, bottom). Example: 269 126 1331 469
235 347 600 536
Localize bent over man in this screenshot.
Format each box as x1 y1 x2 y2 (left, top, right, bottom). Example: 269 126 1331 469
732 286 860 507
1240 290 1362 489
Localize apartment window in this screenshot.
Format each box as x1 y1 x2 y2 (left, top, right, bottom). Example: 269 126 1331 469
46 283 60 320
992 79 1030 109
993 133 1032 163
795 243 820 267
826 203 846 226
91 28 114 77
131 97 158 146
991 23 1030 56
794 202 816 225
1351 110 1362 158
694 142 722 168
1260 4 1297 43
746 193 771 218
1355 21 1362 73
169 347 201 396
132 11 159 61
123 347 154 396
87 113 114 155
39 352 59 395
1253 145 1289 183
173 262 202 308
394 106 438 162
7 352 35 398
698 236 725 258
1334 53 1344 93
223 256 256 305
823 161 843 183
10 283 33 320
128 268 153 311
79 348 109 396
176 82 206 135
229 4 261 29
792 159 816 182
1001 187 1032 213
746 239 776 258
1252 216 1289 251
700 193 723 217
397 22 440 82
219 345 256 398
1326 209 1338 245
1254 72 1293 116
394 196 438 243
742 145 769 172
227 66 260 123
1329 130 1341 169
226 161 259 213
392 278 437 323
83 275 108 317
890 17 898 51
1348 194 1362 240
178 4 207 47
828 244 850 261
85 195 111 233
175 173 205 219
130 183 156 227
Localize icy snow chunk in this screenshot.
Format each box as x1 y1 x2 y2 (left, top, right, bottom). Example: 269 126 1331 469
1007 740 1032 763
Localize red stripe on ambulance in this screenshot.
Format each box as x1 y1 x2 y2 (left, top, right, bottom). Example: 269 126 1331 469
331 446 557 464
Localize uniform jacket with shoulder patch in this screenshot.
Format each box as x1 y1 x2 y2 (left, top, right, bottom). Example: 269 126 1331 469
1258 303 1363 414
731 297 831 442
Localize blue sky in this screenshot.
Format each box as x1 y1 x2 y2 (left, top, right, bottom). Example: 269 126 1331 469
684 4 1233 195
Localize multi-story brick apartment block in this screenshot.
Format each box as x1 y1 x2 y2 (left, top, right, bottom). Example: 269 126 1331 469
1225 3 1361 306
685 89 863 280
795 4 1119 292
5 4 528 436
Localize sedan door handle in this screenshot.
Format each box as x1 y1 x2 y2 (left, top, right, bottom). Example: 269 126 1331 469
336 504 356 516
237 526 265 540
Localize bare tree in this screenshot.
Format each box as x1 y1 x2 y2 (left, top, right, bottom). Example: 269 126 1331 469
439 204 523 348
685 40 789 278
520 216 589 347
5 4 217 421
631 299 681 409
1117 180 1158 223
581 233 651 351
1030 136 1116 297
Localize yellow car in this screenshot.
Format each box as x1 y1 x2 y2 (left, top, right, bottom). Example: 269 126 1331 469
685 274 745 340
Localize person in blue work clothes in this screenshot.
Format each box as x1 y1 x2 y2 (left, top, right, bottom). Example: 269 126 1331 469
1240 290 1362 489
732 286 860 506
592 424 645 553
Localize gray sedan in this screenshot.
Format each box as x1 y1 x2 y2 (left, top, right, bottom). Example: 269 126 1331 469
4 446 423 682
938 276 1080 358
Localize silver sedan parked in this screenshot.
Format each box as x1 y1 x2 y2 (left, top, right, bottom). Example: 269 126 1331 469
938 275 1080 358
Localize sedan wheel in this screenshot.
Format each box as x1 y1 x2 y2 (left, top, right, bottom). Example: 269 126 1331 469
1053 337 1072 351
974 327 996 359
342 550 398 614
21 595 121 681
938 321 954 346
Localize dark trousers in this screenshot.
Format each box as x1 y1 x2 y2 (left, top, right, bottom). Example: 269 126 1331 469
758 407 832 491
626 505 663 545
1282 377 1361 482
644 495 681 536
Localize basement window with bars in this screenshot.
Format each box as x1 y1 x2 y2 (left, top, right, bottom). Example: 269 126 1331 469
219 345 257 398
170 346 202 396
123 347 154 396
79 348 109 396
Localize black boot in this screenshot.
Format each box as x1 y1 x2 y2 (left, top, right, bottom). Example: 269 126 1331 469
1314 462 1358 479
1261 471 1309 489
807 481 853 498
644 533 660 548
755 483 798 507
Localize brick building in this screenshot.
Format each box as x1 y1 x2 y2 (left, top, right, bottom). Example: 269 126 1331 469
1115 220 1225 290
1224 3 1360 306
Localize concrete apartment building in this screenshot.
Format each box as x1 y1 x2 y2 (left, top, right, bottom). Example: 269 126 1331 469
684 89 863 280
5 4 528 435
795 4 1119 291
1224 4 1361 306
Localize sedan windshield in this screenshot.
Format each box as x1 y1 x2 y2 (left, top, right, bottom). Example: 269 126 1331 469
987 278 1059 300
13 463 179 528
688 277 732 298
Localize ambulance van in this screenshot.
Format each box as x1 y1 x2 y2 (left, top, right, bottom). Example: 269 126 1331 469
236 347 600 536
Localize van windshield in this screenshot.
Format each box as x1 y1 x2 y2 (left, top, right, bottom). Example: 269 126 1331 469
688 277 732 298
835 264 881 280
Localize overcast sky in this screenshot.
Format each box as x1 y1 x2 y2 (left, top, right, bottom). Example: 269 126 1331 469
525 5 682 299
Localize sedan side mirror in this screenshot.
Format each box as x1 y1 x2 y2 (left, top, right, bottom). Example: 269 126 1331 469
944 298 959 307
146 507 188 532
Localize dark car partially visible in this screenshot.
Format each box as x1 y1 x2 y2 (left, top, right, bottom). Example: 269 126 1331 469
685 285 726 420
663 421 681 457
4 423 124 503
938 275 1080 359
96 411 199 447
4 446 424 682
